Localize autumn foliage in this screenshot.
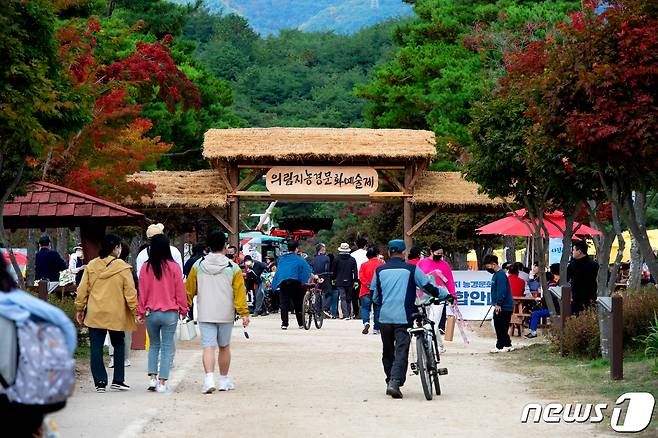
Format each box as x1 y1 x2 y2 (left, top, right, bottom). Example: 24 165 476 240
46 17 201 201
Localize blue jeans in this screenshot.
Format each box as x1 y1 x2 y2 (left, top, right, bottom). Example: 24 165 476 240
360 294 380 330
145 310 178 380
331 287 339 317
529 309 550 331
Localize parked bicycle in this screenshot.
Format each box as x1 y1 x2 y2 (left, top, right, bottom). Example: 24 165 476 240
408 296 448 400
302 273 329 330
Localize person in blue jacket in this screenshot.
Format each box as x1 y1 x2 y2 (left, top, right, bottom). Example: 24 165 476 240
483 254 515 353
371 240 453 399
271 241 312 330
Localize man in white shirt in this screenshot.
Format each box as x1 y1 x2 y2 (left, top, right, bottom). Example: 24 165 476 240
135 223 183 278
350 238 369 272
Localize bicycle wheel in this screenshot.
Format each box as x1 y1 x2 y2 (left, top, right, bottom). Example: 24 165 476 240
302 294 312 330
426 334 441 396
313 292 323 329
416 336 433 400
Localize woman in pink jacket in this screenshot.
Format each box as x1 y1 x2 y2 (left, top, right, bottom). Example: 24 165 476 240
137 234 188 393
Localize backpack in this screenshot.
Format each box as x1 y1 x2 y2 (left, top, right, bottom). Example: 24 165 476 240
0 317 75 413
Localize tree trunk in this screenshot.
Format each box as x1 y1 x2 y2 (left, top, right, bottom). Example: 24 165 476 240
26 229 36 284
504 235 515 264
618 188 658 282
57 228 69 260
628 234 642 289
452 252 468 270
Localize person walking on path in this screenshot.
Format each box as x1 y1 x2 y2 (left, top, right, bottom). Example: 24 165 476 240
183 242 207 321
244 255 268 316
483 254 514 353
136 223 184 278
75 234 137 392
358 246 384 335
567 240 599 315
371 240 453 399
350 239 368 318
271 241 312 329
312 244 333 319
186 231 250 394
137 234 188 393
332 243 358 319
35 234 67 283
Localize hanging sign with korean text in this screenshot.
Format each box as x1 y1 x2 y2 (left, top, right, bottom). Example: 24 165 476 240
265 166 379 195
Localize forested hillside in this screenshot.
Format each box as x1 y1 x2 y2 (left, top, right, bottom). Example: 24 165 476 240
183 8 402 127
171 0 413 35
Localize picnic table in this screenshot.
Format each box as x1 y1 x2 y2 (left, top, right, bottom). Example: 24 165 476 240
510 295 539 336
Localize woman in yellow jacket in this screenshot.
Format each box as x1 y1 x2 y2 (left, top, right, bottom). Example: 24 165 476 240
75 234 137 392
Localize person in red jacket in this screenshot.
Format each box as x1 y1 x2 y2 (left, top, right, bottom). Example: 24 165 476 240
358 246 384 335
508 263 526 297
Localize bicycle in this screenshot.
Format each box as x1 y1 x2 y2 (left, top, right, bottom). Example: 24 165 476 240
408 296 448 400
302 272 330 330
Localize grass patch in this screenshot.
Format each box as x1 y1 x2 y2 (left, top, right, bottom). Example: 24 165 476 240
500 344 658 435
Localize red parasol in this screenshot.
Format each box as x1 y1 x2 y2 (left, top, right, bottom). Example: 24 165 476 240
477 209 602 238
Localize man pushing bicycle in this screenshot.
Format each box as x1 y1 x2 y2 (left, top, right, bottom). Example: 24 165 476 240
371 240 454 399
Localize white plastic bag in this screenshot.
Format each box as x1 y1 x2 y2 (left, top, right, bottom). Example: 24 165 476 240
177 320 197 341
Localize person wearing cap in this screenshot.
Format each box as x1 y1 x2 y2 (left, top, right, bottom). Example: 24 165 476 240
271 241 313 329
332 243 358 319
371 239 453 399
35 234 67 282
135 224 184 278
243 255 268 316
311 243 332 318
69 244 86 286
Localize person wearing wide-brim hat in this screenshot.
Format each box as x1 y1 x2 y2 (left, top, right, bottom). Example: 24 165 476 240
135 223 184 278
331 243 358 319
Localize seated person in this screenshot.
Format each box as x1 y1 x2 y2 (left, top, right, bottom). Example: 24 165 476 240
508 264 526 297
525 273 559 339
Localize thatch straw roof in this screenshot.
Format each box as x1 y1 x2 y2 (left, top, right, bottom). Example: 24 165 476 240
203 128 436 162
126 170 227 209
412 172 504 208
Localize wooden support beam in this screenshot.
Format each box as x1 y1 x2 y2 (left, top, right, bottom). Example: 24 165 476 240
206 208 234 234
408 160 428 190
220 169 235 193
231 191 410 199
406 206 440 236
236 164 406 170
235 169 265 192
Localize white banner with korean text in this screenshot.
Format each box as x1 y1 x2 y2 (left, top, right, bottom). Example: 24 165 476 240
451 270 494 320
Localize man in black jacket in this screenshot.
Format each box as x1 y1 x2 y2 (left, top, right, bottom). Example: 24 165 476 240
332 243 358 319
34 234 67 282
567 240 599 315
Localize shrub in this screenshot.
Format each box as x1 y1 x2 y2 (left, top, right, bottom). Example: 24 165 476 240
557 308 601 359
623 288 658 346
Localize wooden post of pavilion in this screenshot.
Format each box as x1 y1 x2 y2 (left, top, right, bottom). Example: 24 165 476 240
403 164 415 250
228 164 240 248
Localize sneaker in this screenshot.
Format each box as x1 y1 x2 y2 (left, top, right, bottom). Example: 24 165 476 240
373 329 379 335
108 357 114 368
385 380 403 399
439 346 447 354
438 328 445 335
281 325 288 330
124 359 131 367
525 332 537 339
156 383 171 393
323 310 332 319
202 375 216 394
345 316 352 321
218 377 235 391
95 384 106 393
298 325 304 329
362 323 370 335
147 377 158 391
503 346 516 352
490 347 504 354
110 382 130 391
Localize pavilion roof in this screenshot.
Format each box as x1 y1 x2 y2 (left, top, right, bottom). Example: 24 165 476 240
3 181 144 228
202 128 437 163
126 170 227 209
412 172 505 210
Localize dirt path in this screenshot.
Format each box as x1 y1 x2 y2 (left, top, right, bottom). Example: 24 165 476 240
53 316 604 437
